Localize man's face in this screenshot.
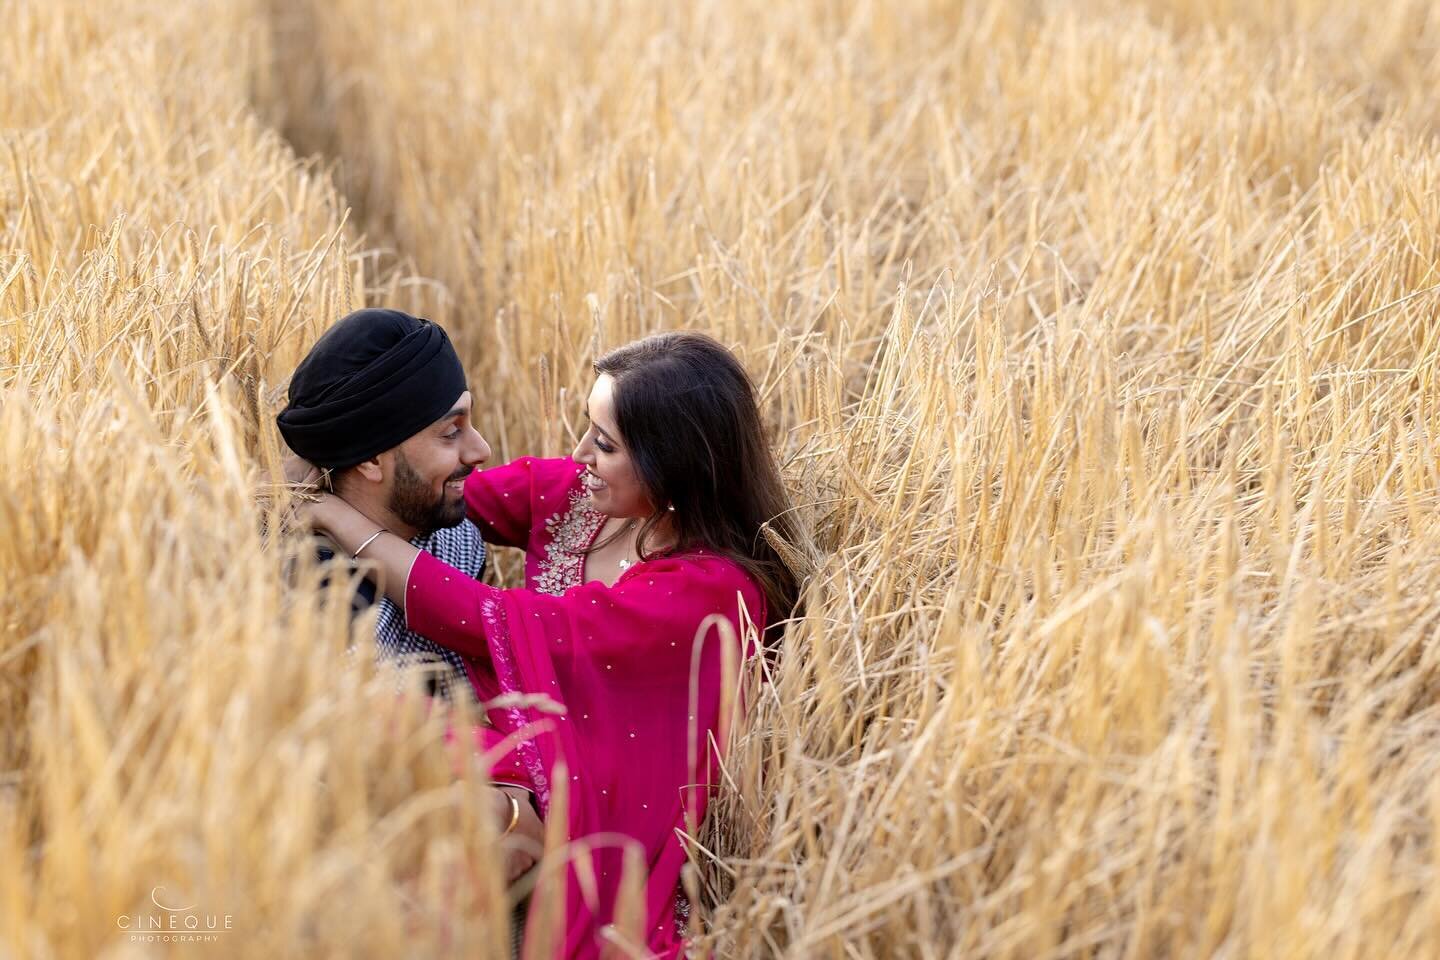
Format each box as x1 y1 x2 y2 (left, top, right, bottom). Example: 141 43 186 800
383 391 491 534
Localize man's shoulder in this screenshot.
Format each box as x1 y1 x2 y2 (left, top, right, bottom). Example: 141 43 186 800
314 535 378 613
415 519 487 579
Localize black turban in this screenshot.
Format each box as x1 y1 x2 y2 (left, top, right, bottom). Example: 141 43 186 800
276 309 467 469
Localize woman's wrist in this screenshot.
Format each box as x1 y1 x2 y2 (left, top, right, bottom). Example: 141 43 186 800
309 494 383 549
307 493 346 536
298 492 420 607
493 782 539 809
495 784 542 820
498 791 521 835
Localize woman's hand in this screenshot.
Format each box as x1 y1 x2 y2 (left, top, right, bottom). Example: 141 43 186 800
294 490 349 537
282 453 323 488
293 490 421 608
266 453 329 534
492 785 545 885
259 454 322 527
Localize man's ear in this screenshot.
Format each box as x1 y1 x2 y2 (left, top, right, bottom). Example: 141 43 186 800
352 454 385 484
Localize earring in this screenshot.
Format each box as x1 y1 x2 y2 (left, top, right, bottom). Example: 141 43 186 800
667 503 676 512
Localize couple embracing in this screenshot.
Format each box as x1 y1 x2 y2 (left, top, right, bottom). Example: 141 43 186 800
276 308 800 958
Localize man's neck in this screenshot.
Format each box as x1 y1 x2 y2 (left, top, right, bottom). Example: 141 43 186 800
332 482 420 543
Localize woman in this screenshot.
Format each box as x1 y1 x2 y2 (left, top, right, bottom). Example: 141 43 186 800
298 331 800 957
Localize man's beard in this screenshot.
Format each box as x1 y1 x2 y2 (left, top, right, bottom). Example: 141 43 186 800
389 452 471 535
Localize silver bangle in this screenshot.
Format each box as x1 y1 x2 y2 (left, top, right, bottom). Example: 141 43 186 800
353 529 386 559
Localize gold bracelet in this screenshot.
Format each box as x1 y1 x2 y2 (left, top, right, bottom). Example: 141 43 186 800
353 528 386 559
501 793 521 836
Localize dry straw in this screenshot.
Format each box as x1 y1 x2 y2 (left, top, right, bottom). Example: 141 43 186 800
6 0 1440 956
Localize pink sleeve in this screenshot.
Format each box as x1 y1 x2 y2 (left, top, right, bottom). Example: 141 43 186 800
404 549 764 674
462 456 586 549
442 722 531 788
461 456 541 548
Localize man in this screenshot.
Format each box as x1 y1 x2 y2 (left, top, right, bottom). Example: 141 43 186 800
277 307 493 699
276 308 543 893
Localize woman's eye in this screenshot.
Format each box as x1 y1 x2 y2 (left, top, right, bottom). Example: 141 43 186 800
595 437 613 453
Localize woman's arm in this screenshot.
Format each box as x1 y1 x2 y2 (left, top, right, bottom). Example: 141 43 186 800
306 493 421 608
491 785 544 883
295 483 548 876
462 456 547 549
304 483 765 671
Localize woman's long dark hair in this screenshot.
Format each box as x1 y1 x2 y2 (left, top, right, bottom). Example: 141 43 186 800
593 331 801 649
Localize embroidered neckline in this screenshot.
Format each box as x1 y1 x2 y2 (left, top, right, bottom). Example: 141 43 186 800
533 481 606 596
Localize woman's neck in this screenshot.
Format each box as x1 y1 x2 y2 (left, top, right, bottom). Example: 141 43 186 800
606 512 679 555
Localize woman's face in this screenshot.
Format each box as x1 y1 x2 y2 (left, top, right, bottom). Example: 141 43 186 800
571 374 654 518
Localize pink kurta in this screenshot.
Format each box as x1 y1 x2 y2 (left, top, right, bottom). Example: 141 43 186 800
405 457 766 958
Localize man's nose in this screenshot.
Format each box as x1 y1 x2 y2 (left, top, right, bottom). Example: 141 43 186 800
463 428 492 467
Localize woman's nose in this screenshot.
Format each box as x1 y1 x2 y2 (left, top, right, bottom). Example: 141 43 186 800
570 433 591 465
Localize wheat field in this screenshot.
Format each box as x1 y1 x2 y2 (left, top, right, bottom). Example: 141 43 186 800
4 0 1440 956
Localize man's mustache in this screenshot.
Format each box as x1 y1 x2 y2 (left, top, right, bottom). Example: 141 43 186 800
446 466 475 484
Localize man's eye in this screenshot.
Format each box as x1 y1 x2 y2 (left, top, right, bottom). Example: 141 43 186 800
446 430 460 439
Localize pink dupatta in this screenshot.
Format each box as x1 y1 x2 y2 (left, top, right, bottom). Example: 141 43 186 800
406 457 765 958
